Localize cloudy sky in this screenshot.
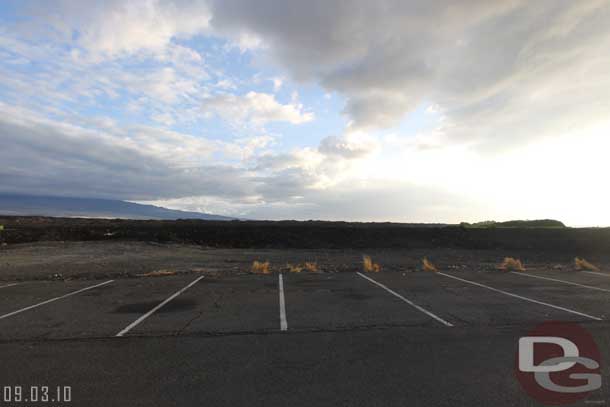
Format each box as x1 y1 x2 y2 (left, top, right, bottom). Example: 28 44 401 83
1 0 610 225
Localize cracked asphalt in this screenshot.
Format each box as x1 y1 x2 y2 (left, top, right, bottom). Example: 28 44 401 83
1 269 610 406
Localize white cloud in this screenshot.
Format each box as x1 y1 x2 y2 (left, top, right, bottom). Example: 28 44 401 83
18 1 610 145
202 91 314 128
215 79 236 90
4 0 610 224
42 0 212 58
272 77 283 91
0 27 215 129
145 179 479 222
0 103 364 208
0 102 390 219
223 134 276 160
208 0 610 145
318 132 379 159
0 103 255 200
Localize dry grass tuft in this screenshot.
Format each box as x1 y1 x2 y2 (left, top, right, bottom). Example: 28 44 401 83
422 257 438 272
362 255 381 273
574 257 600 272
136 269 177 277
251 260 271 274
286 263 303 273
498 257 526 272
284 262 319 273
304 261 319 272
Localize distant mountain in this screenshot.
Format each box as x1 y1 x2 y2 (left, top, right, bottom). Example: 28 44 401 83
459 219 566 228
0 194 235 220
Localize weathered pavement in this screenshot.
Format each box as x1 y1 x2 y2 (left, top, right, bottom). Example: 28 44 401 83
1 269 610 406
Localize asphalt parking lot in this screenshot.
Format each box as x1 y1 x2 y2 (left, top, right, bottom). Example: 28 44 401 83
1 269 610 406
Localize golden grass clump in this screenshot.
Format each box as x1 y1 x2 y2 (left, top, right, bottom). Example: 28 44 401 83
498 257 526 272
304 261 319 272
422 257 438 272
285 262 319 273
363 255 381 273
574 257 600 272
286 263 303 273
136 269 177 277
251 261 271 274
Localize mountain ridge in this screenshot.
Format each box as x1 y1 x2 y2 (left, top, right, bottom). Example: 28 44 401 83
0 194 234 220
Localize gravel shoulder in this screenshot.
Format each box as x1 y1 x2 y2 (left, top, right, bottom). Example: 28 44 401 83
1 240 608 282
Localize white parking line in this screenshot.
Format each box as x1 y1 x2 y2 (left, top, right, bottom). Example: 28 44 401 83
0 283 19 289
356 272 453 327
279 273 288 331
511 271 610 293
0 280 114 321
116 276 204 337
581 270 610 278
437 272 602 321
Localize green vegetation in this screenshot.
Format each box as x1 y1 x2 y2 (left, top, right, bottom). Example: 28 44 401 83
0 224 3 231
460 219 566 229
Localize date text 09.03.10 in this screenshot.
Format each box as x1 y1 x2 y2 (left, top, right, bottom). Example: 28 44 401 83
2 386 71 404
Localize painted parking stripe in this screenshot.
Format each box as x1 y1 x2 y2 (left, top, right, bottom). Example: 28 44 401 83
437 272 602 321
116 276 204 337
279 273 288 331
356 272 453 327
0 283 19 289
581 270 610 278
0 280 114 321
511 271 610 293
